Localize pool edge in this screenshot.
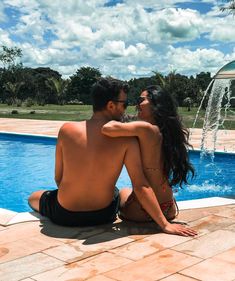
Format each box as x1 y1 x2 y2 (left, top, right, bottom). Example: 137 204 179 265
1 197 235 226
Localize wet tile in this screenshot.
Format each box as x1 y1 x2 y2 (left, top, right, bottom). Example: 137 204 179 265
143 232 193 248
188 214 235 236
109 220 160 239
105 249 201 281
86 275 116 281
108 239 159 261
109 233 191 261
213 207 235 220
225 223 235 232
181 258 235 281
44 232 133 263
160 273 199 281
0 253 64 281
33 252 132 281
0 235 63 263
177 206 222 222
173 229 235 259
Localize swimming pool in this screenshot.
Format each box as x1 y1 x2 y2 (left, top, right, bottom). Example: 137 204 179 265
0 132 235 212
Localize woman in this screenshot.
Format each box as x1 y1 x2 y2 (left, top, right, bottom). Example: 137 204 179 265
102 85 194 222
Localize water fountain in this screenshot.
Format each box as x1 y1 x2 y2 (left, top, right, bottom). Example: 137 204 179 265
193 60 235 155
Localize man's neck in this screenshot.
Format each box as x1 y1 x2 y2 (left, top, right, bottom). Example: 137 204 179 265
90 111 113 122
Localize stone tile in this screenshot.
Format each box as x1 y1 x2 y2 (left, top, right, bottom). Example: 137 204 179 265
33 252 132 281
213 247 235 263
225 224 235 232
105 249 201 281
181 258 235 281
0 209 17 226
188 214 235 236
40 220 106 243
109 233 192 261
160 273 199 281
173 229 235 259
108 239 159 261
143 232 193 248
0 235 63 263
44 232 133 263
86 275 116 281
109 220 160 239
6 211 42 225
0 221 41 244
0 253 64 281
213 207 235 220
177 206 223 222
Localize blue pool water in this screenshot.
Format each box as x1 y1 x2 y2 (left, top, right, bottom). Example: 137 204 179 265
0 133 235 212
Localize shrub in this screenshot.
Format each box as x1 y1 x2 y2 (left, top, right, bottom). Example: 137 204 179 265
11 110 18 114
24 98 35 107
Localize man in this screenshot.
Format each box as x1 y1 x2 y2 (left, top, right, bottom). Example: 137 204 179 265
28 77 197 236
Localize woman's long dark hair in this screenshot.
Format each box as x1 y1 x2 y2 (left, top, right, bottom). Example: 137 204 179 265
144 85 194 188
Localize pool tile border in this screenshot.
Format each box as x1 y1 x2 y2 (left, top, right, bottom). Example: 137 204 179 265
0 197 234 226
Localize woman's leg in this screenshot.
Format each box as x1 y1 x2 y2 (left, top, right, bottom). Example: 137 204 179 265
154 182 178 220
119 188 152 222
120 186 178 222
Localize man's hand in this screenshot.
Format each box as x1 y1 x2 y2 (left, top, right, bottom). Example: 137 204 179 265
163 222 198 237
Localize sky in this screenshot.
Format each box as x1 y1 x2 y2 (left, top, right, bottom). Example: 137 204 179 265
0 0 235 80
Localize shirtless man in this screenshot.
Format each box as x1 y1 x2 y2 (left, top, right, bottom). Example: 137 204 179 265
28 77 197 236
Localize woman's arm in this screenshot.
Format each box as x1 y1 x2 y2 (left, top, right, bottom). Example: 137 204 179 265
102 120 160 138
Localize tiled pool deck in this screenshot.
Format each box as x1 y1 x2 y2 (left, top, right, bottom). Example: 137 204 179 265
0 118 235 281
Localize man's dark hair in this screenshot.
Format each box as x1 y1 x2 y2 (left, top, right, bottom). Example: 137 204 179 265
91 77 129 112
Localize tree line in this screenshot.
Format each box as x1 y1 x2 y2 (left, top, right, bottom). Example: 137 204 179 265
0 45 218 109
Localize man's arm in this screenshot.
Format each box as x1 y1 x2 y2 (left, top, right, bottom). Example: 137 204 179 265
124 137 197 236
54 134 63 187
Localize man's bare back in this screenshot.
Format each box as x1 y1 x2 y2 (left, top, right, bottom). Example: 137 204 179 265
56 120 133 211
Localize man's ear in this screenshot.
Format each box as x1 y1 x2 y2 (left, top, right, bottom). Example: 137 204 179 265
106 100 115 111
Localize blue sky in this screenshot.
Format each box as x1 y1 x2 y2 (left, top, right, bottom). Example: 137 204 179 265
0 0 235 79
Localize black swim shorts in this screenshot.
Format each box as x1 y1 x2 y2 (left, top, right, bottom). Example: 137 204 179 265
39 188 120 227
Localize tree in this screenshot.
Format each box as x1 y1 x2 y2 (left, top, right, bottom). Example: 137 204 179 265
45 77 69 105
4 81 24 104
220 0 235 14
67 67 102 104
0 46 22 68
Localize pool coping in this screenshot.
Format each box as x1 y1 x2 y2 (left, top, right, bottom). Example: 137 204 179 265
1 197 235 227
1 130 235 154
1 131 235 226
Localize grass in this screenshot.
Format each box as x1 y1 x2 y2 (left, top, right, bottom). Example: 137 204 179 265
0 103 235 129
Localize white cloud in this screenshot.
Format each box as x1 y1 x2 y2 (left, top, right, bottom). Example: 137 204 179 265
147 8 204 44
208 16 235 42
0 28 12 46
166 46 226 75
0 0 235 79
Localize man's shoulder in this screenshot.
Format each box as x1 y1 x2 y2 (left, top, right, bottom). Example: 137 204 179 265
59 121 85 135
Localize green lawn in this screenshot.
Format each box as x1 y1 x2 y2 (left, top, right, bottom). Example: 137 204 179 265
0 103 234 129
